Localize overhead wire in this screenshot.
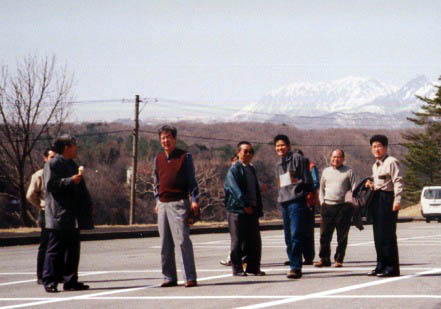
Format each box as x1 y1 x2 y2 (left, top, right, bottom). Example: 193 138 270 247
138 129 405 147
0 130 132 144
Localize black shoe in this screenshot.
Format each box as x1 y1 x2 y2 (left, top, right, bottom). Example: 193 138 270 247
287 269 302 279
303 260 314 265
63 282 90 291
233 271 247 276
160 280 178 287
284 261 290 266
44 285 58 293
247 270 266 276
377 270 399 278
37 278 43 285
367 269 381 276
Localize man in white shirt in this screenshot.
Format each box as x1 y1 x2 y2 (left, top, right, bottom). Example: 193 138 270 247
366 135 403 277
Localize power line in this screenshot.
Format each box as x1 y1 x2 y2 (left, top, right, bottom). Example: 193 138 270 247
152 98 336 119
1 126 406 148
138 129 405 147
68 98 132 104
0 130 132 144
147 97 405 126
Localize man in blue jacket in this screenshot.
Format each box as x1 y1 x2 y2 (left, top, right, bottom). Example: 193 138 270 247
224 141 265 277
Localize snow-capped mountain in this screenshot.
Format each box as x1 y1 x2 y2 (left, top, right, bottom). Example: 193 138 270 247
231 75 437 128
359 75 436 114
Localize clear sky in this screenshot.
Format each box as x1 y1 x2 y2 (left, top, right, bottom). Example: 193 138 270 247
1 0 440 121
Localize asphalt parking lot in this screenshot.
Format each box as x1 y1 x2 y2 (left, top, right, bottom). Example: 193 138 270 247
0 221 440 309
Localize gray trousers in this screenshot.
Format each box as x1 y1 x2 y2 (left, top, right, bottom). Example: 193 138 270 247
157 199 197 282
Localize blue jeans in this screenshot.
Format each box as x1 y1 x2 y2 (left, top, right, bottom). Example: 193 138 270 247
281 200 307 270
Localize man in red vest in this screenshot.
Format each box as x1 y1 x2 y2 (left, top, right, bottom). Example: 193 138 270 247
154 125 199 288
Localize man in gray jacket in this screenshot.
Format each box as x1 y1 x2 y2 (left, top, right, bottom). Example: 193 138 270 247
274 135 313 279
315 149 356 268
43 135 93 293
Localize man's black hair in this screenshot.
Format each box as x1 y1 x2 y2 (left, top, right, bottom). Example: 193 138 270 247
53 135 76 154
370 134 388 147
236 141 254 154
43 147 55 158
158 125 177 139
273 134 290 147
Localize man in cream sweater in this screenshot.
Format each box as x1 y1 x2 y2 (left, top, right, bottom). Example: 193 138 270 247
315 149 356 268
26 148 56 284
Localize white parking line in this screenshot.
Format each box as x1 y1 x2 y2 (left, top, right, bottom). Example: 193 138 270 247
349 233 441 247
2 294 441 302
234 268 441 309
0 273 233 309
0 272 107 287
0 280 35 287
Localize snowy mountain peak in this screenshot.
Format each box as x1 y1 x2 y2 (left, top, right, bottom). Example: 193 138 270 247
257 76 397 116
230 75 437 128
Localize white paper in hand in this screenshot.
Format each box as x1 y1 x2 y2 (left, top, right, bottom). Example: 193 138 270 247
279 172 292 187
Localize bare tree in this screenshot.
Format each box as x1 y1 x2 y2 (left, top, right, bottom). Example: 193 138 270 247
0 55 72 226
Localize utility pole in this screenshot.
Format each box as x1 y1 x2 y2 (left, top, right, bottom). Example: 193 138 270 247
129 95 140 225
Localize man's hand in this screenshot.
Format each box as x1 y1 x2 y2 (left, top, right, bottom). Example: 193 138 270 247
244 207 253 215
154 205 158 214
191 202 200 216
365 179 374 190
393 203 400 212
71 174 82 184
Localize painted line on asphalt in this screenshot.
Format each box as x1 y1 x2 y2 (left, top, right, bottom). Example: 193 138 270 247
2 294 441 302
0 272 107 287
349 233 441 247
234 268 441 309
0 273 233 309
0 280 35 287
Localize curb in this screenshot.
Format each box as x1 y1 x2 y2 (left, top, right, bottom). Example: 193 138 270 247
0 217 417 247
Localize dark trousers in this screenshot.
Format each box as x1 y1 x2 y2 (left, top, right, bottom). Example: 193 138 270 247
372 191 400 275
37 211 48 280
303 205 315 262
227 212 262 273
319 203 353 263
43 229 80 287
37 228 49 280
281 200 307 270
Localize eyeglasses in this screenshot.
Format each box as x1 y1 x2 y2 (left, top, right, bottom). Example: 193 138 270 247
243 150 254 155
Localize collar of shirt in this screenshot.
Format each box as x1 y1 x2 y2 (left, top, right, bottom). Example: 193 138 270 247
165 149 178 160
375 154 388 167
240 161 254 167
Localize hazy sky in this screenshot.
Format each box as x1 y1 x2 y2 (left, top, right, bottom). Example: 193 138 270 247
1 0 441 121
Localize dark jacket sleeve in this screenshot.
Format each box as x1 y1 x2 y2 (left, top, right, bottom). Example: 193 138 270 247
224 163 247 213
311 166 320 190
46 159 74 194
184 153 200 203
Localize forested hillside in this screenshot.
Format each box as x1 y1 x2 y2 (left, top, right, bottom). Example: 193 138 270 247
0 121 409 227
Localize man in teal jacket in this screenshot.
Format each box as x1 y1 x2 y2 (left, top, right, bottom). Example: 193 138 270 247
224 141 265 277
